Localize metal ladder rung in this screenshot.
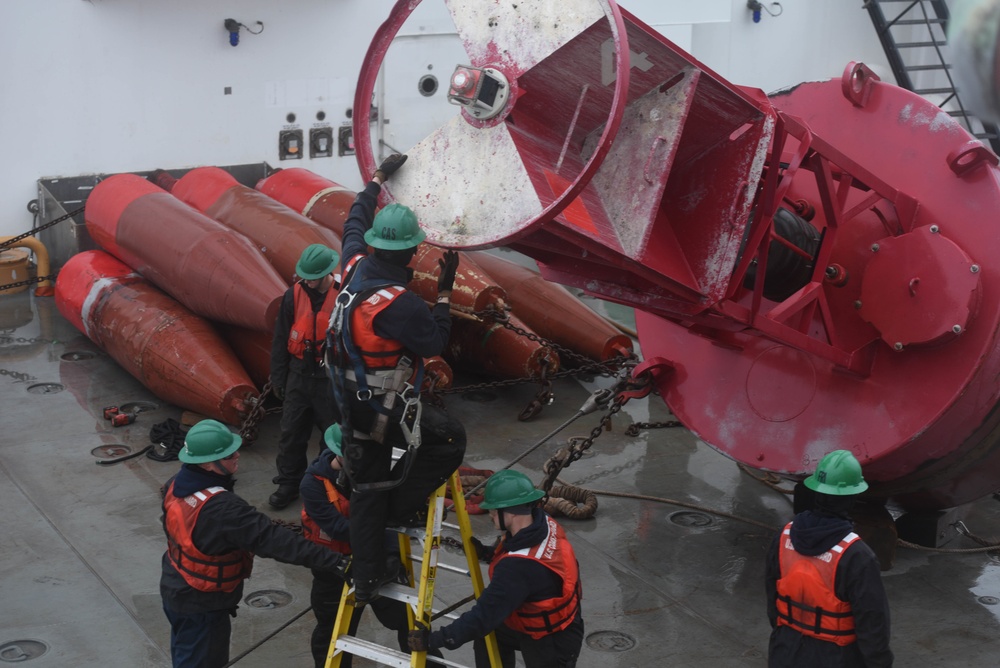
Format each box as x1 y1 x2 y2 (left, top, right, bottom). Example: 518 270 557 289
893 18 945 25
334 637 412 667
896 41 946 48
904 64 949 71
373 582 467 619
914 87 957 95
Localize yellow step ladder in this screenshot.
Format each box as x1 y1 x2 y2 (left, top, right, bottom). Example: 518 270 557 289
324 470 501 668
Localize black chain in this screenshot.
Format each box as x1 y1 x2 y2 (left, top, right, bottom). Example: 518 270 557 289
0 207 83 250
239 380 274 445
625 420 683 436
0 368 38 383
539 391 629 492
0 274 57 293
0 334 59 345
473 305 603 367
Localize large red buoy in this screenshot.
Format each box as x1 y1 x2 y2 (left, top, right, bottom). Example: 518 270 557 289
85 173 285 333
359 0 1000 510
171 167 342 284
55 251 258 425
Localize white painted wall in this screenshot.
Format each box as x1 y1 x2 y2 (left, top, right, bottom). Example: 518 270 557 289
688 0 892 94
0 0 886 239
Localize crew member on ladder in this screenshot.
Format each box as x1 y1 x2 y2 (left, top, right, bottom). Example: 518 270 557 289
160 420 350 668
327 153 466 603
269 243 342 510
300 424 446 668
765 450 894 667
407 470 585 668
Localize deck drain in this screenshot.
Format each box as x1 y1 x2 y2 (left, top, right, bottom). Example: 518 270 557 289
0 640 48 662
462 391 498 403
245 589 292 609
119 401 158 414
60 351 95 361
669 510 713 527
91 444 131 459
978 596 999 605
586 630 636 652
26 383 63 395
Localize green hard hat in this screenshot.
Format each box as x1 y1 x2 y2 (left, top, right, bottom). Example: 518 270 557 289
324 423 343 457
803 450 869 496
479 470 546 510
296 244 340 280
364 203 426 250
179 419 242 464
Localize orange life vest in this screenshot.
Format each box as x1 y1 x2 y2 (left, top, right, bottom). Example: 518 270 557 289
287 282 337 360
347 284 408 371
300 477 352 555
163 482 253 592
775 521 860 646
489 516 582 639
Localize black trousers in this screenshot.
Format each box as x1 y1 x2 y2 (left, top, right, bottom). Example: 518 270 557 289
473 614 585 668
275 372 338 487
342 397 466 588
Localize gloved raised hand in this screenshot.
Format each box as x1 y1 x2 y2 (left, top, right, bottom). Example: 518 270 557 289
374 153 408 182
407 628 430 653
437 250 459 294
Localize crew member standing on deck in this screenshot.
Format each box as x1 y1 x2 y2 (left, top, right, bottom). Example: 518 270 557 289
407 470 585 668
327 153 466 603
269 243 341 510
765 449 894 667
160 420 350 668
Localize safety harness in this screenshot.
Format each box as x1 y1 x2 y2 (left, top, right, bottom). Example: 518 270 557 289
326 255 424 492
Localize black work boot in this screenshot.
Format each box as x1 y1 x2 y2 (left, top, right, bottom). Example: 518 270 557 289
354 554 404 604
268 484 299 510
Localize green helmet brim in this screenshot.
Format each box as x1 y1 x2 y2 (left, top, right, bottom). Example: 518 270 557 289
364 226 426 250
179 433 242 464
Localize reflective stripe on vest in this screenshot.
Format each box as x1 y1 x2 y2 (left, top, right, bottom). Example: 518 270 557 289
775 521 860 645
287 282 337 360
489 516 582 639
163 482 253 592
300 477 352 555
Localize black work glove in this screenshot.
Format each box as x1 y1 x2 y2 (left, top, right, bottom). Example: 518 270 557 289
437 250 459 294
374 153 407 182
270 377 285 402
333 554 352 581
408 629 430 653
469 536 495 563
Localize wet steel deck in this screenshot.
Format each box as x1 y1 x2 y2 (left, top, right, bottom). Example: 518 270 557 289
2 288 1000 667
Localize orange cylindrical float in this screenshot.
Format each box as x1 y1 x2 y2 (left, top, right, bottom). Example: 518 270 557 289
85 173 285 333
469 251 633 363
256 168 506 314
219 325 274 391
170 167 342 284
446 312 559 380
55 250 259 425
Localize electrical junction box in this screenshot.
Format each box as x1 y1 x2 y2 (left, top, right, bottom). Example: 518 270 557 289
310 127 334 158
338 126 355 156
278 130 303 160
